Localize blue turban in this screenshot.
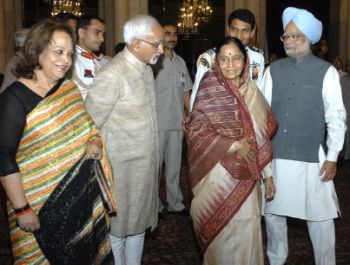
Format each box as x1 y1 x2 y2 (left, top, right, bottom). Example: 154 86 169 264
282 7 322 44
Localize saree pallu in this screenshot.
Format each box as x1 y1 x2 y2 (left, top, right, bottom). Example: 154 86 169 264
34 158 114 265
184 62 276 262
7 80 116 264
190 164 263 265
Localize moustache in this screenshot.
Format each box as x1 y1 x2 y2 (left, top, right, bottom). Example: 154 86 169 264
284 45 294 49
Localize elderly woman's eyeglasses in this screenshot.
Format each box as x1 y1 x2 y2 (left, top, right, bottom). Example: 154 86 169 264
218 55 244 65
280 34 304 42
138 39 164 49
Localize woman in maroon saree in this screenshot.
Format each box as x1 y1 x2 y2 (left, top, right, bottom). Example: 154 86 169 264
184 37 277 264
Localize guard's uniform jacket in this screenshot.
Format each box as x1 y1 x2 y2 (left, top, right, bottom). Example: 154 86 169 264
73 45 111 100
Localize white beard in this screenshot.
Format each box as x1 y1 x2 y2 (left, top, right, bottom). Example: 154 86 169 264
284 39 310 59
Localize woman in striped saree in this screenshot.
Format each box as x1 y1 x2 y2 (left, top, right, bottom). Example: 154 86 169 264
184 37 277 265
0 20 116 264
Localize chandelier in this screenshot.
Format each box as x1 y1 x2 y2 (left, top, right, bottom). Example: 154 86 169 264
51 0 82 17
177 0 213 37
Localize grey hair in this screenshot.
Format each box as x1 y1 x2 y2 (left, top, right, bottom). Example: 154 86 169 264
123 15 160 44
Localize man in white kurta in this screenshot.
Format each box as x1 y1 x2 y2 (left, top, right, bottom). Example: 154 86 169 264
261 7 346 265
189 8 264 111
85 15 164 265
73 14 110 100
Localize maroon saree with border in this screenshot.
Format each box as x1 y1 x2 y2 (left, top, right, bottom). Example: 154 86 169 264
184 62 277 252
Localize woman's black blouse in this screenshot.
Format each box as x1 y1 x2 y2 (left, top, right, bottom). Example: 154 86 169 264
0 80 63 176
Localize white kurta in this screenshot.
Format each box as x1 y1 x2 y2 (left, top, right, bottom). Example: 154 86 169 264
261 66 346 221
189 46 265 111
85 48 160 237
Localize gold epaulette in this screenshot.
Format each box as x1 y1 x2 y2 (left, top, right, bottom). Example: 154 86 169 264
198 57 210 69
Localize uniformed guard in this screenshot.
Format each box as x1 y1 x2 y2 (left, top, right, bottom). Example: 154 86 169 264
190 9 264 111
73 14 111 100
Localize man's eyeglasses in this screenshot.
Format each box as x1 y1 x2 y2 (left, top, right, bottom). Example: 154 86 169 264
138 39 164 49
280 33 304 42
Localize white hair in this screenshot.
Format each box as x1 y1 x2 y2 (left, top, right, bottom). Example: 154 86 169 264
123 15 160 44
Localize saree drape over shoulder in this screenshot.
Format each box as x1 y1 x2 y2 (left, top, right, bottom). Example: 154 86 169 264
184 62 276 264
6 80 116 264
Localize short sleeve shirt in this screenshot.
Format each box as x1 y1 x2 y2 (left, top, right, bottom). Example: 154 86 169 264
153 52 193 131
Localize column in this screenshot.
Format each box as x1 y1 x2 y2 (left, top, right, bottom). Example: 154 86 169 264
339 0 350 61
329 0 340 61
114 0 149 45
0 0 23 72
100 0 149 56
0 0 6 72
99 0 115 56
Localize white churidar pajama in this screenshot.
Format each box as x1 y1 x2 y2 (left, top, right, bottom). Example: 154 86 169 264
110 233 145 265
261 66 346 265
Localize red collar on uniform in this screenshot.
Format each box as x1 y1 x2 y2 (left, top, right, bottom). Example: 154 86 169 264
80 51 100 61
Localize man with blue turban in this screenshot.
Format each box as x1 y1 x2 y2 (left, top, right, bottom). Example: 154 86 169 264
261 7 346 265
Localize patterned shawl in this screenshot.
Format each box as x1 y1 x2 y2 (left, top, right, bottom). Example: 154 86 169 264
185 59 276 187
184 59 277 251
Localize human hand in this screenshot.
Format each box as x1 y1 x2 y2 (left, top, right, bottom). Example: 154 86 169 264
264 177 275 201
319 160 337 182
17 210 40 232
235 138 255 161
85 139 103 160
